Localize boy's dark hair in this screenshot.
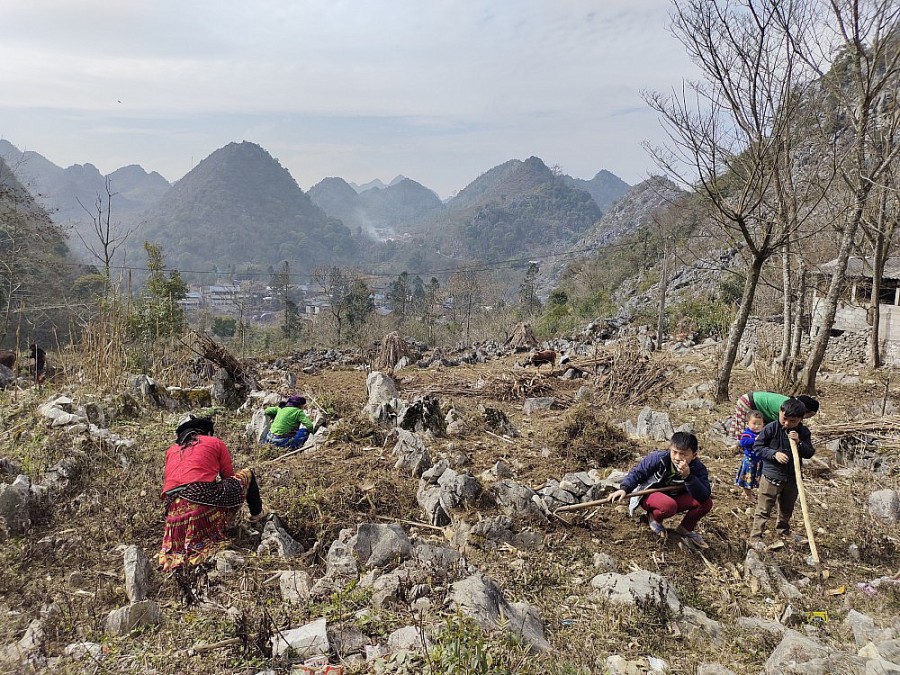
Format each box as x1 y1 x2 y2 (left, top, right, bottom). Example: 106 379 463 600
671 431 699 454
747 410 764 421
795 395 819 414
781 398 807 418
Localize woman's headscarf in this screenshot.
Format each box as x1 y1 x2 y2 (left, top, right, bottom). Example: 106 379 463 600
175 415 214 446
285 395 306 409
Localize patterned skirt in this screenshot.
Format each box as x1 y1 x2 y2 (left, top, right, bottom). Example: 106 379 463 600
158 468 252 572
735 453 763 489
264 428 308 449
727 393 754 440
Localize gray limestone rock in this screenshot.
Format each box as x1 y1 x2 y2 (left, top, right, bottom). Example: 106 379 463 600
450 573 550 652
867 489 900 524
257 515 303 558
392 429 432 478
387 626 423 653
697 665 739 675
590 570 681 613
278 570 312 604
764 630 831 674
635 406 675 441
416 485 450 527
412 542 463 574
490 479 548 524
0 475 32 539
245 409 271 444
364 371 400 416
349 523 413 569
105 600 161 636
323 529 361 580
523 397 555 415
327 623 368 657
123 545 149 603
744 549 774 594
270 617 329 658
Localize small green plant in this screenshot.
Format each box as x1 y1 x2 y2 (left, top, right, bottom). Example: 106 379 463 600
668 296 734 339
426 613 513 674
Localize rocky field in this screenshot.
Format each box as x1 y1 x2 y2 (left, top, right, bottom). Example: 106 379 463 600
0 336 899 675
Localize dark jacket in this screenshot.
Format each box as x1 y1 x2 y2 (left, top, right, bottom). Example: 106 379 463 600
619 449 711 515
753 419 814 484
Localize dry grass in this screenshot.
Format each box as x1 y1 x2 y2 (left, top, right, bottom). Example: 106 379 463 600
1 348 899 674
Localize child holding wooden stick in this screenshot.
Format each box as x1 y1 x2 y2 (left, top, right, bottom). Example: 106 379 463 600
609 431 713 548
748 398 815 549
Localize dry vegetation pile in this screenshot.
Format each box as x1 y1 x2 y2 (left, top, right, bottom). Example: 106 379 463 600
0 346 899 674
588 345 674 407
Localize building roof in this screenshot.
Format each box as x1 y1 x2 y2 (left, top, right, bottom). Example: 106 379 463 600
816 256 900 280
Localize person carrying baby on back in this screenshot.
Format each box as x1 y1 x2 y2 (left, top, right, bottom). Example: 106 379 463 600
735 410 765 501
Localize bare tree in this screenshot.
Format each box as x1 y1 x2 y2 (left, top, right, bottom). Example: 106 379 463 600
75 176 133 291
448 266 481 346
645 0 823 402
791 0 900 392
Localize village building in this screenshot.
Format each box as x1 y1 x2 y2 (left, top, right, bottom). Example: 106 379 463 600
813 256 900 362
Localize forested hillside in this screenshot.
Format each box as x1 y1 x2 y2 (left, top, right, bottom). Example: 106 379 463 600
0 156 88 346
136 142 361 273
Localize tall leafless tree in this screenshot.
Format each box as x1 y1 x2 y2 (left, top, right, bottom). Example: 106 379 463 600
75 176 133 292
646 0 824 402
790 0 900 392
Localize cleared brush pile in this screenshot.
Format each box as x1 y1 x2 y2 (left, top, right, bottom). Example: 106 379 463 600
408 372 574 404
552 406 634 468
593 345 673 407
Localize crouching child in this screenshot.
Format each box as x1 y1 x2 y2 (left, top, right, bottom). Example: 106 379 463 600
609 431 713 549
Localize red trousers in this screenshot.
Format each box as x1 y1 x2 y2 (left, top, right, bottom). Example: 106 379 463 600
642 491 713 531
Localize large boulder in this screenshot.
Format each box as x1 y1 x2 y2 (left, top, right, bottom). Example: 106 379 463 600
867 489 900 524
590 570 681 613
450 573 550 652
349 523 413 569
392 429 432 478
0 475 32 539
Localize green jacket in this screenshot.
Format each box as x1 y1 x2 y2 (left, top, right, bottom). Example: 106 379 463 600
750 391 789 424
264 406 314 435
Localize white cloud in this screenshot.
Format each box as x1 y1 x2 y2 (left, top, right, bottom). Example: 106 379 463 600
0 0 699 196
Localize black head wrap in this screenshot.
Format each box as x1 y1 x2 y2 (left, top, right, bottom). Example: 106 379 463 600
175 415 214 446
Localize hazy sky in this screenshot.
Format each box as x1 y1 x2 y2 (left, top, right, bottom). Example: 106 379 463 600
0 1 698 198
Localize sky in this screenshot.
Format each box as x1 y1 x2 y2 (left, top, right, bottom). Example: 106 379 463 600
0 0 699 199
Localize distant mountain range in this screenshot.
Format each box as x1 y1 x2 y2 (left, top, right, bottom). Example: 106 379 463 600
1 138 640 278
0 139 169 247
309 176 442 237
0 155 85 344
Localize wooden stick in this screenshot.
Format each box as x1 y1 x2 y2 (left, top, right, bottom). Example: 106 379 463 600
554 485 683 514
263 436 316 464
373 514 446 532
191 637 241 653
484 429 516 444
790 437 822 576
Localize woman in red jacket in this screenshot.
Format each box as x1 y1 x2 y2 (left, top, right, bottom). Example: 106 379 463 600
159 415 266 572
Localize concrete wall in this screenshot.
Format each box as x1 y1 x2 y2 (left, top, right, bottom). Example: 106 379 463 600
812 290 900 363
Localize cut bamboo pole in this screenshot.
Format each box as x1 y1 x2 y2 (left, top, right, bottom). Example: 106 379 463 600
554 484 683 514
790 437 822 577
